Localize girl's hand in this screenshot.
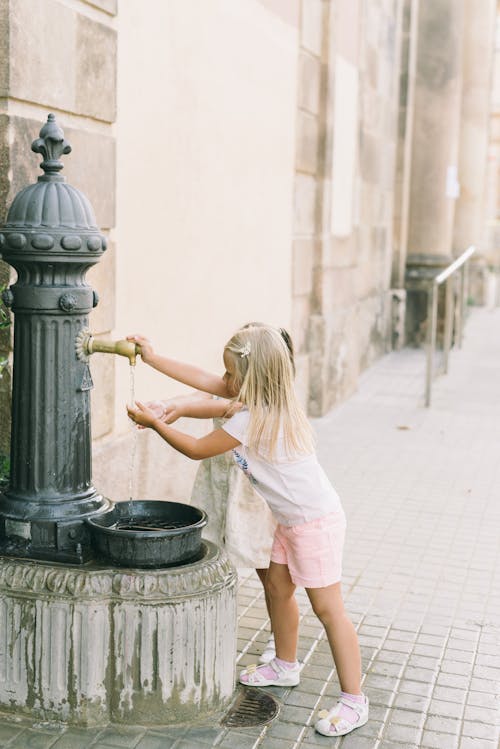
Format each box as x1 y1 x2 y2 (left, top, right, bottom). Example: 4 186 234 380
162 400 185 424
223 400 243 418
143 398 186 425
127 334 154 363
135 399 167 430
143 400 167 419
127 401 158 429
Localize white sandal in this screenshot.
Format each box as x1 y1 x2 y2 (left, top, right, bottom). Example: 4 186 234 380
239 658 301 687
315 694 369 737
258 634 276 664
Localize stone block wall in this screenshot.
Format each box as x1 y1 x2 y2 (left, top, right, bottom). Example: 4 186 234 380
0 0 117 463
291 0 323 402
293 0 402 415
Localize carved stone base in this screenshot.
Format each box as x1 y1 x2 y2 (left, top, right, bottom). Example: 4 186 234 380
0 542 237 726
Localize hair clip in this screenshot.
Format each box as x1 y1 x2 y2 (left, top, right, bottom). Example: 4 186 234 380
239 342 251 358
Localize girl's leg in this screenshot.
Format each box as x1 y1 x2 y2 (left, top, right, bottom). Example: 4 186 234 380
307 582 367 736
255 568 272 621
255 567 276 663
239 562 300 687
266 562 299 662
306 582 361 694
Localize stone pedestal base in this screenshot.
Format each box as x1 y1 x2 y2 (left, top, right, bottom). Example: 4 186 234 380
0 542 237 726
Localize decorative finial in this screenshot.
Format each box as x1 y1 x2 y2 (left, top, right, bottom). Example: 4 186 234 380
31 114 72 180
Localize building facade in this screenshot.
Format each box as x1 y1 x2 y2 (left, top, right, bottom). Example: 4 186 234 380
0 0 498 503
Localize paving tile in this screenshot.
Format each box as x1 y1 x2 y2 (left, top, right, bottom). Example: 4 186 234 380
298 726 338 747
432 686 467 703
0 724 25 743
132 735 178 749
365 688 394 707
265 720 303 740
466 690 500 709
278 704 312 725
369 661 402 678
363 674 399 692
51 729 103 749
388 709 425 728
435 672 470 690
469 678 500 694
283 691 319 710
421 730 460 748
337 734 381 749
427 699 463 719
461 720 500 740
459 738 499 749
87 726 144 748
5 728 68 749
463 703 500 724
255 738 296 749
382 723 422 744
392 693 430 712
424 715 461 734
397 679 434 698
375 651 408 666
217 731 260 748
297 677 329 695
354 719 384 739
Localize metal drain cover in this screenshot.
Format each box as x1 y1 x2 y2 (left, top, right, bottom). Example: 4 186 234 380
222 687 280 728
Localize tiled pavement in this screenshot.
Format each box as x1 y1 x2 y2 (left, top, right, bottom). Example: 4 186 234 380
0 307 499 748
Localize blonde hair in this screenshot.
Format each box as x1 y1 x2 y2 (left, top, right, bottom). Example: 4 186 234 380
224 325 314 458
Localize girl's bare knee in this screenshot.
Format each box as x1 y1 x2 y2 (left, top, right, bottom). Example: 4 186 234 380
311 600 346 627
266 575 295 602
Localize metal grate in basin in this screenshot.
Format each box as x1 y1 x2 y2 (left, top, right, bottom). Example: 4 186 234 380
221 687 280 728
114 519 188 532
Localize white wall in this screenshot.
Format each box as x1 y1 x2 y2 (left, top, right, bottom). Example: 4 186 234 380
115 0 298 431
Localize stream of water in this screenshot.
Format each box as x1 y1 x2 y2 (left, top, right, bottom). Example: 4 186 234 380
128 364 138 518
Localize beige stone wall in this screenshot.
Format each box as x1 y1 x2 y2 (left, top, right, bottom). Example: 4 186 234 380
94 0 300 502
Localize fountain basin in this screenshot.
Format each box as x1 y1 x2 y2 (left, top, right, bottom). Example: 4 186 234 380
87 500 207 568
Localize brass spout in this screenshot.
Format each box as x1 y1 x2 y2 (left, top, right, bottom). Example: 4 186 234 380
76 329 140 365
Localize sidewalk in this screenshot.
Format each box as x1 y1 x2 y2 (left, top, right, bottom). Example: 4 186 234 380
1 307 499 748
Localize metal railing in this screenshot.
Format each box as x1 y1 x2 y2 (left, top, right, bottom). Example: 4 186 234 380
425 245 475 406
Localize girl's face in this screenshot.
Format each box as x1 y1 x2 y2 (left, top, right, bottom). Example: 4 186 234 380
223 350 240 397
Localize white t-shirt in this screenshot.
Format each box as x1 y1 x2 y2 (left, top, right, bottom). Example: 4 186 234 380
222 409 342 526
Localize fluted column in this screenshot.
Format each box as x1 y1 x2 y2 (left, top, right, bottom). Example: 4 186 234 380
10 309 92 504
404 0 465 343
452 0 496 304
408 0 464 257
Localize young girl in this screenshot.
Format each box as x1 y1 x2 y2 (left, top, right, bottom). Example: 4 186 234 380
139 324 295 664
127 324 368 738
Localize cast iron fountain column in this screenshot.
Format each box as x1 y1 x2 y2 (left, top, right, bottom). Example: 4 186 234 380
0 114 111 562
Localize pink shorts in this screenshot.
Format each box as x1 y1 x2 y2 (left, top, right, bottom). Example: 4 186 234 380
270 510 346 588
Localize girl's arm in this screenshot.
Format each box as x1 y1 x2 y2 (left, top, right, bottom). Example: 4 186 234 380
137 392 211 429
175 398 236 421
143 394 240 424
127 335 233 398
127 401 240 459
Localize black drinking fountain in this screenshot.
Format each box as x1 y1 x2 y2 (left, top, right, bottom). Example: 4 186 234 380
0 115 237 726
